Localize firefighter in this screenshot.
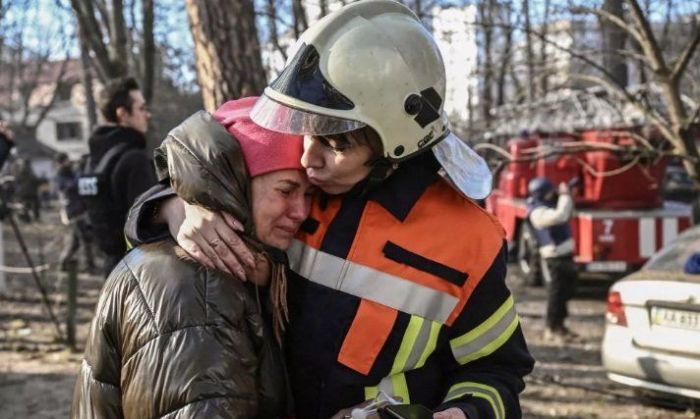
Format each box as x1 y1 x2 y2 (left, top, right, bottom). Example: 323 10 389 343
526 177 579 342
124 1 535 417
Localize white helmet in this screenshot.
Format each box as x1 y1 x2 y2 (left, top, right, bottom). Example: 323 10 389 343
251 0 450 161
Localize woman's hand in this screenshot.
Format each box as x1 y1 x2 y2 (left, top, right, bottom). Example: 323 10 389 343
159 196 256 279
433 408 467 419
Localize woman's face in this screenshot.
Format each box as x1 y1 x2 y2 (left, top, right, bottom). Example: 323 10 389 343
300 132 375 195
251 169 314 249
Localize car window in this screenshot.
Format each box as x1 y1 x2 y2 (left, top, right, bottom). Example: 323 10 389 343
644 227 700 271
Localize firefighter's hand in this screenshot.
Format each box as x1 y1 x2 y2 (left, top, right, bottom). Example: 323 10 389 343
434 408 467 419
160 196 256 279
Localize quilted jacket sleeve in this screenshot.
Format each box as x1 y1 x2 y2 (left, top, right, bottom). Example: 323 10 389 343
72 259 134 418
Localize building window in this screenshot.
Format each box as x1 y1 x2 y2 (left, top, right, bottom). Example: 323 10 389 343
56 122 82 141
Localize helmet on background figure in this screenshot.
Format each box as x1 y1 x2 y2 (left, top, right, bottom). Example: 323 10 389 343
528 177 555 202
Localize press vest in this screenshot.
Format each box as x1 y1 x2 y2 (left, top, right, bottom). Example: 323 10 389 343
526 200 573 250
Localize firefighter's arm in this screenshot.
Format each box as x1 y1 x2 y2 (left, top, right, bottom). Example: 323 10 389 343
435 245 535 419
529 193 573 229
124 183 175 248
124 183 255 279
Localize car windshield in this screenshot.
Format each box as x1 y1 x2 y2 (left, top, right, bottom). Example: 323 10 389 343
644 226 700 271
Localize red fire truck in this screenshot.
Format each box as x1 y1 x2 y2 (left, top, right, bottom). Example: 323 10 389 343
485 129 692 285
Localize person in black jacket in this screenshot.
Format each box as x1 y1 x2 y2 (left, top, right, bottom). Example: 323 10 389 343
0 121 14 172
55 153 95 272
86 76 156 276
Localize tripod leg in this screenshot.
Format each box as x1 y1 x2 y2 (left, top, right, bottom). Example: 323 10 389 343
6 212 64 342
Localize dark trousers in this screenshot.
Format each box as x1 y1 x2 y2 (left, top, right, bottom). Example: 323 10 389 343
60 218 95 270
541 255 577 329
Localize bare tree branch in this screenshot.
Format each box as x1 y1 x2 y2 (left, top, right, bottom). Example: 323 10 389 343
570 74 677 149
69 0 112 81
625 0 669 75
30 54 71 132
141 0 155 102
670 22 700 83
571 5 645 48
266 0 287 62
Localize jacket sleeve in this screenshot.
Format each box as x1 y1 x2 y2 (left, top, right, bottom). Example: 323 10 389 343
529 194 573 229
72 261 135 418
124 183 174 248
435 243 535 419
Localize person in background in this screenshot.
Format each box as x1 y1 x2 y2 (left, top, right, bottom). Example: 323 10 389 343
15 158 41 222
55 152 95 273
83 76 156 277
73 97 311 418
0 121 15 172
526 177 579 342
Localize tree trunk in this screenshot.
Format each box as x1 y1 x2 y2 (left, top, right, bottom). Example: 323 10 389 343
496 2 515 106
539 0 551 95
292 0 308 39
108 0 128 75
479 0 495 124
414 0 423 21
186 0 267 112
601 0 628 87
69 0 125 80
522 0 535 103
267 0 287 62
141 0 155 102
78 24 97 130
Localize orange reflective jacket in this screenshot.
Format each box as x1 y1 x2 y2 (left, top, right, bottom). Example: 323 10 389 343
284 152 534 419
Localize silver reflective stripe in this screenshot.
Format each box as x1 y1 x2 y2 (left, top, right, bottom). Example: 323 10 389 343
445 382 505 419
404 318 433 370
450 296 518 364
287 240 459 323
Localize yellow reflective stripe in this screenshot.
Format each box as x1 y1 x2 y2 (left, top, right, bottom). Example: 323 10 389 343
364 385 379 400
287 240 459 323
390 316 424 375
390 316 442 375
445 382 505 419
459 314 519 364
451 296 514 348
416 320 440 369
450 296 519 364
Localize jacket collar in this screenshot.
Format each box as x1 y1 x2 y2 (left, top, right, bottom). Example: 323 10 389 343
367 151 441 222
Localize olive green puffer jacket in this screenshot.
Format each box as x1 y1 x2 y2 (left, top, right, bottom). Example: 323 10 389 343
72 112 289 418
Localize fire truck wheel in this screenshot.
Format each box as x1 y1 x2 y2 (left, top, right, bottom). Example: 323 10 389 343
517 225 543 287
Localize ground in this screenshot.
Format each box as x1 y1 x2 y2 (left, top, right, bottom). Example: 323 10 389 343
0 210 698 418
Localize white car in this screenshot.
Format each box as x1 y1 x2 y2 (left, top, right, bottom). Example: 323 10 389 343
602 225 700 402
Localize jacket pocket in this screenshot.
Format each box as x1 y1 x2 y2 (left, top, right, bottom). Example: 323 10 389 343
382 241 469 286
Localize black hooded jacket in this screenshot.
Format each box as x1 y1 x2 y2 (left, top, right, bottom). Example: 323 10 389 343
87 125 156 254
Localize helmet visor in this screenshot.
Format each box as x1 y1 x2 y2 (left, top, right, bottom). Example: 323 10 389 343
251 93 366 137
